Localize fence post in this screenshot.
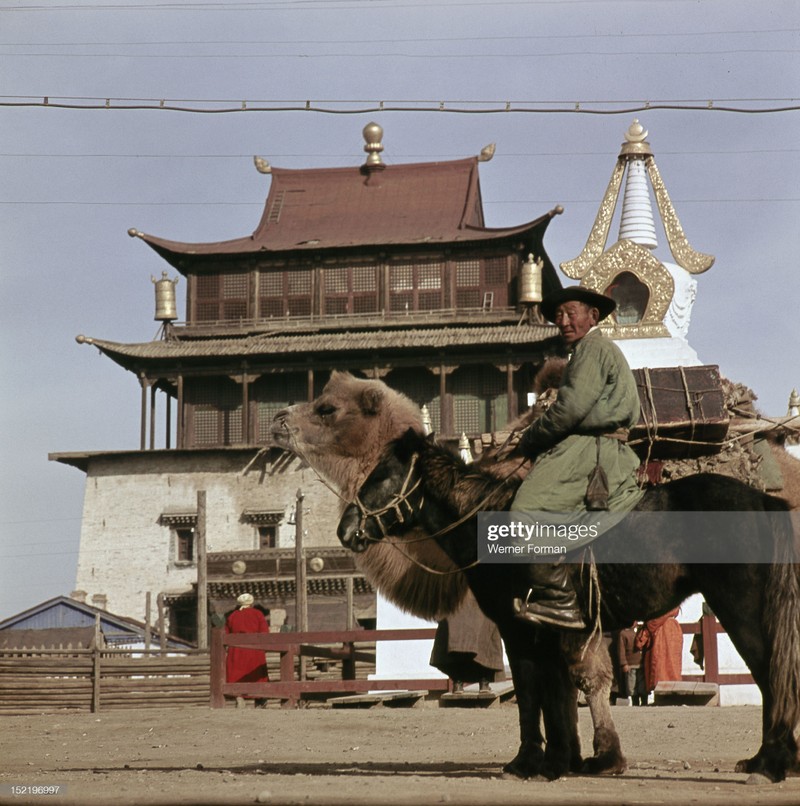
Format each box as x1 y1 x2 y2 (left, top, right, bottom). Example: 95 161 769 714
210 627 225 708
701 613 719 684
91 614 102 713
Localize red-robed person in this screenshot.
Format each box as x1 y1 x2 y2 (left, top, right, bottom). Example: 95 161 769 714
225 593 270 691
635 607 683 693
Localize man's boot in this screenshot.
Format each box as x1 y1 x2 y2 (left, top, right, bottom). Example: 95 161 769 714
512 561 587 630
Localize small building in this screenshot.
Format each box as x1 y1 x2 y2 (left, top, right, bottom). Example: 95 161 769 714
0 596 190 651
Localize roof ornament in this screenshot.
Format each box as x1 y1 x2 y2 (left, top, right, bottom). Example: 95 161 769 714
478 143 496 162
362 122 385 170
458 433 473 464
253 156 272 174
789 389 800 417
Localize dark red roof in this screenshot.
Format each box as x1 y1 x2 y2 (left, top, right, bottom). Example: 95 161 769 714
132 157 558 265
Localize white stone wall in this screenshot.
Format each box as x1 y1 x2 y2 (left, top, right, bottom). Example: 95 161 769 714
74 449 342 624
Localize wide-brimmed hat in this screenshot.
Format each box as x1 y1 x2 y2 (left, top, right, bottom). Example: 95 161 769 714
540 285 616 323
237 593 254 608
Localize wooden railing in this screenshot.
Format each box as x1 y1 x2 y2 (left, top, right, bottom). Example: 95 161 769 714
211 628 451 708
680 614 754 686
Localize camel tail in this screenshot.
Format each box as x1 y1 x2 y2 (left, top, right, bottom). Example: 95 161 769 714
765 501 800 738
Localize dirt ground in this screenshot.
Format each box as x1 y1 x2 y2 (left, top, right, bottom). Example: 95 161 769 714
1 700 799 806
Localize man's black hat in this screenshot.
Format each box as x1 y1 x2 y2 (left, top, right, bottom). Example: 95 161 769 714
540 285 616 323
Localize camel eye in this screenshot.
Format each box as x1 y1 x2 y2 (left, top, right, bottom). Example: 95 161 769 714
316 402 336 418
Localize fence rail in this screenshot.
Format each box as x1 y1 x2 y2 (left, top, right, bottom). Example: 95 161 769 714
0 649 210 714
211 627 450 708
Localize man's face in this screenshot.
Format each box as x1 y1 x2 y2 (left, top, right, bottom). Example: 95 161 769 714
553 301 598 345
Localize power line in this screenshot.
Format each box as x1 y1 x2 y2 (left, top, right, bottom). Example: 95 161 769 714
2 29 797 45
2 48 797 58
2 97 799 114
2 198 798 206
0 0 743 12
2 148 798 158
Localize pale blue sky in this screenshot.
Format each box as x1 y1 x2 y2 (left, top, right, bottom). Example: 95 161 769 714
1 0 798 621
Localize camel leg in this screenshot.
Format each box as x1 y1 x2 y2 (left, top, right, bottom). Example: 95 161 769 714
561 632 627 776
702 565 800 783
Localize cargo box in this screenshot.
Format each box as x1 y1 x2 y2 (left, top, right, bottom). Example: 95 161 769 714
629 365 729 459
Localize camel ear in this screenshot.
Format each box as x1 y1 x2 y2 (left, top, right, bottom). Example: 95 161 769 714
395 427 425 462
359 387 383 416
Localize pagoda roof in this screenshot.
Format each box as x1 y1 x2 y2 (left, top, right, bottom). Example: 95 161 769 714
77 323 559 371
130 157 559 268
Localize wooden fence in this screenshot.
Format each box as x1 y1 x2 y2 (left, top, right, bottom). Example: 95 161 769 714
211 628 451 708
681 614 754 686
0 649 210 714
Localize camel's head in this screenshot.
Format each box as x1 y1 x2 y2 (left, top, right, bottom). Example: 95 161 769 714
270 371 424 498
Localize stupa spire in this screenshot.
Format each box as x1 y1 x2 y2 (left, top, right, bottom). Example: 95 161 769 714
618 121 658 249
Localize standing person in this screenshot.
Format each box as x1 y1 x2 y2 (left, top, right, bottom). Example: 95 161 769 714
509 286 643 629
635 608 683 694
226 593 270 706
430 589 505 693
617 622 647 706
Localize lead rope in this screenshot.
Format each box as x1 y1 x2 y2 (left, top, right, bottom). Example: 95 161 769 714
579 547 603 660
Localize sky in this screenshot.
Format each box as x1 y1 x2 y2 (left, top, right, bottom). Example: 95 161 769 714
0 0 798 622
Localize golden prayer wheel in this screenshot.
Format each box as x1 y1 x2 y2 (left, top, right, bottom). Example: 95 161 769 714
152 271 179 321
519 253 543 304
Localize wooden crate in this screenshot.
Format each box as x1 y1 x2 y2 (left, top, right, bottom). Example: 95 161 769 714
630 365 729 459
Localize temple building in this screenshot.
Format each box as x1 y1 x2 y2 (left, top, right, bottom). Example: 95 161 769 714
50 123 567 640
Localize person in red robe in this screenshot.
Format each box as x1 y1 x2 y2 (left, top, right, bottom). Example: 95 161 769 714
225 593 269 698
635 607 683 693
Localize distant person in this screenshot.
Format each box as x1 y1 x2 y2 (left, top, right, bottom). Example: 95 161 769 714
226 592 270 707
635 608 683 695
617 622 647 706
430 590 504 693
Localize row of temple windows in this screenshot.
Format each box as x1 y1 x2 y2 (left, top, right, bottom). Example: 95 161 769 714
182 366 512 448
173 524 276 564
190 257 512 323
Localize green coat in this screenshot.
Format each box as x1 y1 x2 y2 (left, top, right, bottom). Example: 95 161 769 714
511 328 643 517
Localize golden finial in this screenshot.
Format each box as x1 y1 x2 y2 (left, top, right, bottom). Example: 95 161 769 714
478 143 496 162
624 119 648 143
620 118 652 157
362 122 385 169
253 156 272 174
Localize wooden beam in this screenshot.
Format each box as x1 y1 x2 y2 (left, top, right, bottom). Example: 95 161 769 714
196 491 208 649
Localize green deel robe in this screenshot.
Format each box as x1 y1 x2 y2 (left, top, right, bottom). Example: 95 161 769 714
511 329 644 546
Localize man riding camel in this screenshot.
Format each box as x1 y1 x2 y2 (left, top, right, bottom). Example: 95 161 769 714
511 286 642 630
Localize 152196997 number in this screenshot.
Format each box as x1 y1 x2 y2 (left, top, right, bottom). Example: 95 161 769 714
5 785 65 797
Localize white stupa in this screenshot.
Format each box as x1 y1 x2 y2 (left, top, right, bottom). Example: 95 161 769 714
561 120 715 369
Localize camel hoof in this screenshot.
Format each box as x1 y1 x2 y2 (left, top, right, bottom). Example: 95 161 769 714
581 754 628 776
745 772 773 785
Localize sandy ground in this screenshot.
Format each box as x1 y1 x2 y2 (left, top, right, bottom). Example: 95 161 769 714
1 701 799 806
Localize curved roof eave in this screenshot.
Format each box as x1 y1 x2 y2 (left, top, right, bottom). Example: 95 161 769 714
129 209 560 272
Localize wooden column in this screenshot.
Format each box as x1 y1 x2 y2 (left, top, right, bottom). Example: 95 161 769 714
157 593 167 651
346 577 354 630
241 371 250 443
139 377 148 450
295 489 307 680
144 591 152 651
196 491 208 649
506 362 516 422
176 374 184 449
149 385 157 450
165 393 172 450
